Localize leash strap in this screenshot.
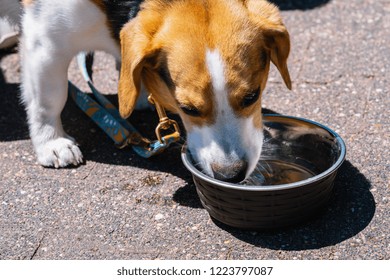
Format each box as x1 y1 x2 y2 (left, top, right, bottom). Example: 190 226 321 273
67 53 180 158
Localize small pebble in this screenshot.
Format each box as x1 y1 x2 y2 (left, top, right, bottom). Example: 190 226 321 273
155 214 164 221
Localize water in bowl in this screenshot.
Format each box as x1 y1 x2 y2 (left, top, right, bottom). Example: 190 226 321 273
243 160 316 186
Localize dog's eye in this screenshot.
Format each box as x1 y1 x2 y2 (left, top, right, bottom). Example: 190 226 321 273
180 105 201 117
241 87 260 108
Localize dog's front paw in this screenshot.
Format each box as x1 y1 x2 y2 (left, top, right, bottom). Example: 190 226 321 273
36 137 83 168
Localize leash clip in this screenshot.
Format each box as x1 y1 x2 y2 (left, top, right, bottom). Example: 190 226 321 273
148 95 181 144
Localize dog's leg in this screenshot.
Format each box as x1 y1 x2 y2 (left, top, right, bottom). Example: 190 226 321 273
21 0 120 168
21 41 82 168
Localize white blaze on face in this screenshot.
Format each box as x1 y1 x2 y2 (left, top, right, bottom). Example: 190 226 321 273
187 49 264 179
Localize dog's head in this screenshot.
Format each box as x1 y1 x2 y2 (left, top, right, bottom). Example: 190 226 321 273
118 0 291 182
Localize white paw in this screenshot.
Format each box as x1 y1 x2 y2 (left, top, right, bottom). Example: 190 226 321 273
36 137 83 168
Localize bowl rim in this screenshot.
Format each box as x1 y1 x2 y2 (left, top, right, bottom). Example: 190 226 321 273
181 114 346 191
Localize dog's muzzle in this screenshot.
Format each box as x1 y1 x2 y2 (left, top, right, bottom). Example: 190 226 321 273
211 159 248 183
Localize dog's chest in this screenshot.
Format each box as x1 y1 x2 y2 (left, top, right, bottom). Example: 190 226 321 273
97 0 144 40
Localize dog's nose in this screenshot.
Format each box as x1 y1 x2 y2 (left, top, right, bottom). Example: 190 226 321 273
211 160 248 183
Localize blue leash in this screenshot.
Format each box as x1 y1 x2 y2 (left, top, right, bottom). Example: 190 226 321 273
67 53 180 158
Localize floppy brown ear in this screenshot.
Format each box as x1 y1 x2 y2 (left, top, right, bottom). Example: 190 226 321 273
118 19 159 119
244 0 292 90
118 21 142 118
263 24 292 90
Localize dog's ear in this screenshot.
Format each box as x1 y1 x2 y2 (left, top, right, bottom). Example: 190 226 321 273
118 15 161 119
245 0 292 90
262 22 292 90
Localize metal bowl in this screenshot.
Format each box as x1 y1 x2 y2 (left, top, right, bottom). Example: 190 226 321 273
181 115 346 230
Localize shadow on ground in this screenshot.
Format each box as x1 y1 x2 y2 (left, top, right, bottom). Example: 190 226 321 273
0 50 29 141
270 0 331 10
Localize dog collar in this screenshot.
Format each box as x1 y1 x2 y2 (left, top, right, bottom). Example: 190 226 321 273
67 53 180 158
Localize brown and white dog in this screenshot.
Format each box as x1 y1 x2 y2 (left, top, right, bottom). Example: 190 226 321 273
6 0 291 183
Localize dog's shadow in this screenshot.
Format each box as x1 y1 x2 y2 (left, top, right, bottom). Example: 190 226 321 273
0 50 30 141
270 0 331 10
1 49 375 251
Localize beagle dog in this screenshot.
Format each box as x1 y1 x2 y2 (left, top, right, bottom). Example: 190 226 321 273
17 0 291 183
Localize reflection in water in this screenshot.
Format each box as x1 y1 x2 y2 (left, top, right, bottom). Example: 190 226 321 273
244 160 315 186
241 115 342 186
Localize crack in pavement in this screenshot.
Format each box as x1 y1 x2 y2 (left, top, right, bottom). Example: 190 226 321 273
30 235 45 260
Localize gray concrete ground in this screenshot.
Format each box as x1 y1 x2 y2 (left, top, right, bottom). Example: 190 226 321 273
0 0 389 260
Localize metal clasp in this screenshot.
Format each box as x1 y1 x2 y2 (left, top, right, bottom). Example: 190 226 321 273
148 95 181 144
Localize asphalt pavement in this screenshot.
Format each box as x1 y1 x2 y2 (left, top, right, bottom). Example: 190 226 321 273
0 0 389 259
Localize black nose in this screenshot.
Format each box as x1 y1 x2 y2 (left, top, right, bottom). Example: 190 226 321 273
211 160 248 183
